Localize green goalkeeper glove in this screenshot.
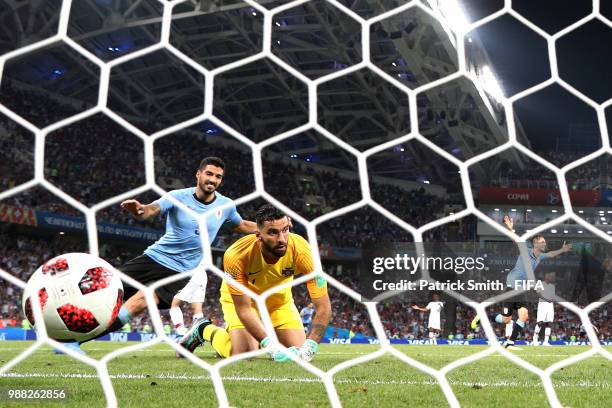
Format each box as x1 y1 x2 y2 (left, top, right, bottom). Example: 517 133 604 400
261 337 298 362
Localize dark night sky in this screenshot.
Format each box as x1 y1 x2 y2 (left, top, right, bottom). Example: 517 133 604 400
464 0 611 153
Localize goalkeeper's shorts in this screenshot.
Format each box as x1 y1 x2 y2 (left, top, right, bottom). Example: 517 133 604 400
221 298 304 332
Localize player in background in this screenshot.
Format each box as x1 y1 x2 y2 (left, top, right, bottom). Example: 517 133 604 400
300 302 315 333
533 271 556 346
86 157 257 342
411 293 444 344
178 205 332 362
471 216 571 349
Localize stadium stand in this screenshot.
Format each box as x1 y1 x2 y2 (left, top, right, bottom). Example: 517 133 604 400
1 87 610 340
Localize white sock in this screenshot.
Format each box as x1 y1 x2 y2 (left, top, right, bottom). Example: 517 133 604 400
192 312 204 321
533 324 541 342
505 320 514 338
169 307 184 329
544 327 551 343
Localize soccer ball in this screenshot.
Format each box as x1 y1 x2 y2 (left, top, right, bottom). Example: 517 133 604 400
22 253 124 342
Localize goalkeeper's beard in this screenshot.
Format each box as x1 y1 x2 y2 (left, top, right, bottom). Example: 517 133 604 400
262 240 287 258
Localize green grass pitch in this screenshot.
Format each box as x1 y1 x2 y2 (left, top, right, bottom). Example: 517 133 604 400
0 341 610 407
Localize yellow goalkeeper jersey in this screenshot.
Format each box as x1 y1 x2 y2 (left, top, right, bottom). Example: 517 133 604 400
220 233 328 310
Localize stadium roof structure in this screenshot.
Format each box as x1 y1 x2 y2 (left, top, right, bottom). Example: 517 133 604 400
0 0 530 187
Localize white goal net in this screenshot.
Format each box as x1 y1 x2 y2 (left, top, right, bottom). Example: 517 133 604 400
0 0 611 407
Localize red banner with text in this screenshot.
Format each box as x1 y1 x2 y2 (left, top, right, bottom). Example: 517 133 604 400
479 187 600 206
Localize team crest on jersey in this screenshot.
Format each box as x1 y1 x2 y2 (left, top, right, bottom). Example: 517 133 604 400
215 209 223 219
282 268 295 277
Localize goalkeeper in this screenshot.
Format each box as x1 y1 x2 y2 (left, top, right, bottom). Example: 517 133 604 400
179 205 331 362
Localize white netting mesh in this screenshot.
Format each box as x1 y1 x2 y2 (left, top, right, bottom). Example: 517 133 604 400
1 0 611 407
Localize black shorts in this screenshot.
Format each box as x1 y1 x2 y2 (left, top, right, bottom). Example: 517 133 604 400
119 254 189 309
501 301 526 317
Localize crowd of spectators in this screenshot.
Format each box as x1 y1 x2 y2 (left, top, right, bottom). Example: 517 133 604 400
544 150 612 191
370 184 453 227
1 186 82 217
538 151 597 170
44 114 146 207
313 170 361 214
486 162 559 190
565 154 611 190
0 81 85 129
317 207 413 247
263 159 362 219
0 116 34 192
481 150 612 191
154 131 255 200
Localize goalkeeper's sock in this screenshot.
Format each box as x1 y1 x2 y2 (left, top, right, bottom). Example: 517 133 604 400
201 323 231 358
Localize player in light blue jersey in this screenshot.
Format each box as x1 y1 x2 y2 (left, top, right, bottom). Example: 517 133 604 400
471 215 571 349
86 157 257 342
143 182 251 335
142 186 245 272
300 302 315 332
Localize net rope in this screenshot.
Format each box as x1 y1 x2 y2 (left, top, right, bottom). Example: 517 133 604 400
0 0 611 407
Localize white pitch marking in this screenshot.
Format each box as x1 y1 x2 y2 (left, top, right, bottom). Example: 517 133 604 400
0 372 609 389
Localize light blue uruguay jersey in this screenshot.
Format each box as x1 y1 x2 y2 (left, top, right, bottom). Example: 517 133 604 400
144 187 242 272
506 248 548 288
301 307 315 324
